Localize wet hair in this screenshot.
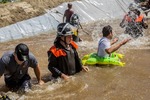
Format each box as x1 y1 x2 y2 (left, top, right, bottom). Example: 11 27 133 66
102 25 112 37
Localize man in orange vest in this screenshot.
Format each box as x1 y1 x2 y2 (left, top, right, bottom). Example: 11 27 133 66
120 4 148 38
134 9 148 29
47 23 89 80
120 3 138 29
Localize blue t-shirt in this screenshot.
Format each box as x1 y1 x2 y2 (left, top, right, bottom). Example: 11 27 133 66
0 51 38 80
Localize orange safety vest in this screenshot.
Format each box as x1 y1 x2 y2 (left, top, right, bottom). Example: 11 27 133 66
135 15 144 22
125 14 144 22
49 41 78 57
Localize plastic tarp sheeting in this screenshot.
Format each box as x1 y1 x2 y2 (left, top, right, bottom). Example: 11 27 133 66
0 0 133 42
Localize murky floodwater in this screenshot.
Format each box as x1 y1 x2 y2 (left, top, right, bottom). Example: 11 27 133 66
0 19 150 100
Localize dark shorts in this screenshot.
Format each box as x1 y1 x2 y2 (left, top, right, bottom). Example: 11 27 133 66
5 74 31 93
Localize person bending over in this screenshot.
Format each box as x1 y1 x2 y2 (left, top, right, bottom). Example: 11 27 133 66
0 43 44 93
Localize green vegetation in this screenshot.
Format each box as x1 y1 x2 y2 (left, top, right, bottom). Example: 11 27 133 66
0 0 12 3
0 0 20 3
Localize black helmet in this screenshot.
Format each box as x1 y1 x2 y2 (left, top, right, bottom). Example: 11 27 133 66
57 23 73 37
70 13 79 25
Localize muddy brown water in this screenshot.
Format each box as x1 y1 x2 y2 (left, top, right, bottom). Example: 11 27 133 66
0 19 150 100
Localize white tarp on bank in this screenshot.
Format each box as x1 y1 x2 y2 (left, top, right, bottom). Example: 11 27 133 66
0 0 133 42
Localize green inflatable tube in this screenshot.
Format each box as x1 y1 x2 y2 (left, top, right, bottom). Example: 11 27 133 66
82 52 125 67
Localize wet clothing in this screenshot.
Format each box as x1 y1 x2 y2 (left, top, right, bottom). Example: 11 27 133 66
0 51 38 91
64 9 74 23
47 41 82 78
97 37 110 57
5 74 31 92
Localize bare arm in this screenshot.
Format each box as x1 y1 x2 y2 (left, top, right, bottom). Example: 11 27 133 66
82 66 89 72
34 64 44 85
63 15 65 23
63 11 66 23
106 38 131 54
120 15 127 28
111 38 119 45
61 73 70 81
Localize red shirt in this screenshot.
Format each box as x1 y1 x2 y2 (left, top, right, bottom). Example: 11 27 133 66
64 9 74 23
